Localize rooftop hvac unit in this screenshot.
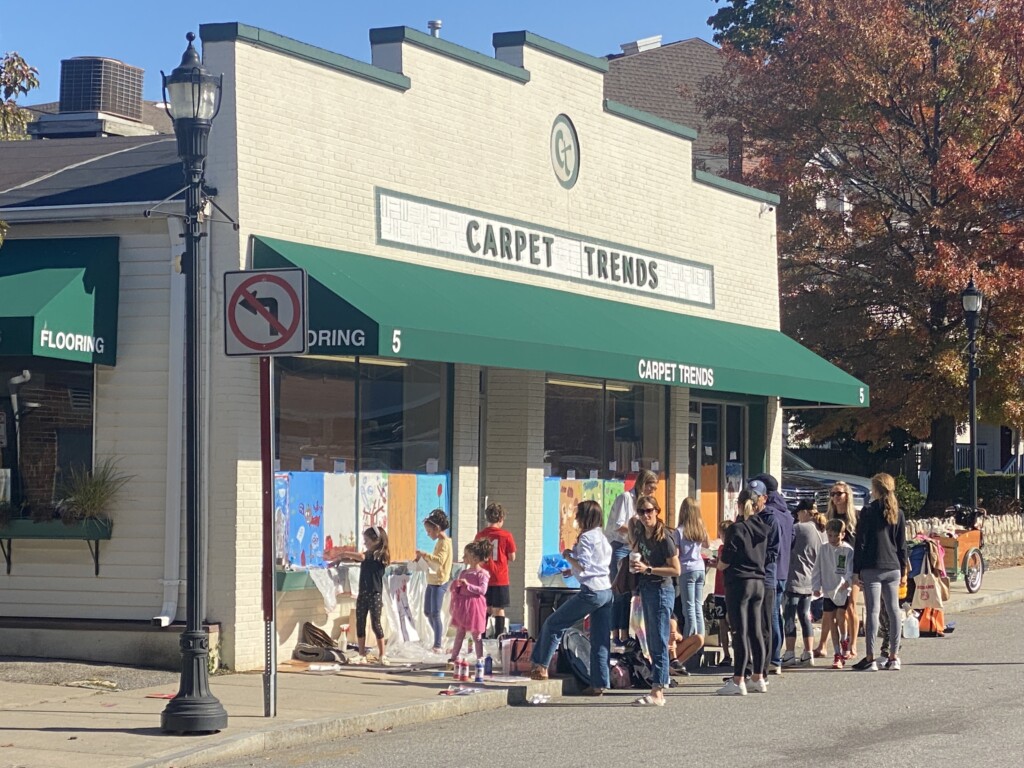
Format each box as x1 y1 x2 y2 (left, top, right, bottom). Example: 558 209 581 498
59 57 144 121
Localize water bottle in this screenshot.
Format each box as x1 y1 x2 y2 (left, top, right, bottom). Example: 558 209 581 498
475 658 485 683
484 654 493 676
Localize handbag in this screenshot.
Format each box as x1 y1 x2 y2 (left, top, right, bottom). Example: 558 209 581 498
911 553 945 611
612 558 637 596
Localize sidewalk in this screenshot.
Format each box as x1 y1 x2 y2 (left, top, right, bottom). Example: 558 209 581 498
1 566 1021 768
0 660 565 768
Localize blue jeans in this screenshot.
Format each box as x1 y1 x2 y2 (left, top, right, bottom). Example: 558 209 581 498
531 586 613 689
609 542 630 631
770 579 786 665
638 581 674 689
679 569 706 637
424 583 448 649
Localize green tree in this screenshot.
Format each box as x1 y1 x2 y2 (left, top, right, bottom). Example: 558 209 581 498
701 0 1024 505
707 0 795 54
1 51 39 245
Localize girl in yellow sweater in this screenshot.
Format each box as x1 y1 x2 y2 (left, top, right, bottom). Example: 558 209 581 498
415 509 453 652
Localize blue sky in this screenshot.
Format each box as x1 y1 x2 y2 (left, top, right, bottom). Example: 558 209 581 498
3 0 722 105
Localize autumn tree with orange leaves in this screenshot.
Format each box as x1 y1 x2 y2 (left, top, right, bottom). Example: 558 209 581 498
702 0 1024 504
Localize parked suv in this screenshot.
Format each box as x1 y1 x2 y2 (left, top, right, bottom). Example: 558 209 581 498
781 449 871 513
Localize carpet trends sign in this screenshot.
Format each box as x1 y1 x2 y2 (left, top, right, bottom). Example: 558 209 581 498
224 268 308 356
376 190 715 308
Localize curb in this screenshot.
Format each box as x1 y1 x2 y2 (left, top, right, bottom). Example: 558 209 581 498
945 587 1024 615
131 678 566 768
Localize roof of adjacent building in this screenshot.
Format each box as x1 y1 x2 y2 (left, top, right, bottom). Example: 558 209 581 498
26 100 175 135
0 135 181 209
604 38 728 174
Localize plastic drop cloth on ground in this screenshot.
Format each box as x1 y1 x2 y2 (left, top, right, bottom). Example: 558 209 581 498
381 560 460 663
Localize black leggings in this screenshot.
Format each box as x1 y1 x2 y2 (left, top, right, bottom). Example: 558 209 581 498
356 590 384 640
726 579 765 680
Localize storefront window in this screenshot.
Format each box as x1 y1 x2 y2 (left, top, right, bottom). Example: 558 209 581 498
0 358 94 515
543 377 666 479
276 357 357 473
544 378 604 478
274 357 449 566
276 357 447 473
360 359 445 473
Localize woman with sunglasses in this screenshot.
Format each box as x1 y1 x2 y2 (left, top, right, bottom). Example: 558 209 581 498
629 495 681 706
823 482 860 659
607 469 659 648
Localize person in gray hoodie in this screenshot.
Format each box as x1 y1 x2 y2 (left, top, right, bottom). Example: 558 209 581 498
782 500 827 666
750 473 794 675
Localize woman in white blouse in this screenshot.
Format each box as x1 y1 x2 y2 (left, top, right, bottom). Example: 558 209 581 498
531 500 613 695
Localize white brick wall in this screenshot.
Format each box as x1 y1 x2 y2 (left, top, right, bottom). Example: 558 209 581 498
194 30 784 666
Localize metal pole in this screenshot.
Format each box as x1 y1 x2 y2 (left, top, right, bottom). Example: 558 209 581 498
161 153 228 734
260 355 277 717
968 321 978 512
1014 429 1020 502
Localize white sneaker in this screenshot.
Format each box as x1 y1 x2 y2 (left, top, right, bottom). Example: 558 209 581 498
769 664 783 675
800 651 814 667
348 654 366 665
887 657 901 671
379 655 391 666
781 653 799 668
747 678 768 693
716 679 747 696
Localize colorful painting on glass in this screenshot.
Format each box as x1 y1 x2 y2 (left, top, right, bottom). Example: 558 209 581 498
358 472 389 537
322 472 358 554
416 474 449 554
559 480 582 553
542 477 562 555
283 471 325 568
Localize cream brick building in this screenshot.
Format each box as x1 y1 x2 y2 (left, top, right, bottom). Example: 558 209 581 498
0 23 866 671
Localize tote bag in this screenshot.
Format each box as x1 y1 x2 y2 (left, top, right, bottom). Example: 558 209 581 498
912 552 945 611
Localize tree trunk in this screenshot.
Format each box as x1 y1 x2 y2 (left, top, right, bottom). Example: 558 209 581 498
928 414 957 507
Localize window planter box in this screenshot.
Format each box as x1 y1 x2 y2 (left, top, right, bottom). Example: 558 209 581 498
0 518 113 575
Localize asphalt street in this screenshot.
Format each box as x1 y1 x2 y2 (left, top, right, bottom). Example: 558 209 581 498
209 603 1022 768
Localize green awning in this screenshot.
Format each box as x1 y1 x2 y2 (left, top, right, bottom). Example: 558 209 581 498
253 236 868 407
0 238 120 365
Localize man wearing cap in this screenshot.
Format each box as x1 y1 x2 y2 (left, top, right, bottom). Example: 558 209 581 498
747 475 794 676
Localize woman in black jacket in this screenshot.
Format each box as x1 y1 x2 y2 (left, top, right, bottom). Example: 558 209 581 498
852 473 907 672
716 484 772 695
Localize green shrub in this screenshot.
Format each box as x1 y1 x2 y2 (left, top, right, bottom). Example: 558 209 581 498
895 474 926 518
951 469 1021 507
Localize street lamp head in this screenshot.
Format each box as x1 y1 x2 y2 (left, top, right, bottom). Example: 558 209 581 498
961 278 983 316
162 32 222 167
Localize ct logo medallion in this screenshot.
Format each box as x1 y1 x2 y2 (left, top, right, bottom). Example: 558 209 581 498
550 114 580 189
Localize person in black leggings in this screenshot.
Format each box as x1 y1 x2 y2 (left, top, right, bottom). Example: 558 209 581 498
717 482 772 696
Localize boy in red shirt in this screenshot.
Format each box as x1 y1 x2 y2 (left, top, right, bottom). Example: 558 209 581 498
475 502 518 638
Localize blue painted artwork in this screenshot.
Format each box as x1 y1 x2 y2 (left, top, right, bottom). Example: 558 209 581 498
415 474 449 553
283 471 325 568
542 477 561 556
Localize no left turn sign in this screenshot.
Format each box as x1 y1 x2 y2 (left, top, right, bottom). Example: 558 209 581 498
224 268 308 356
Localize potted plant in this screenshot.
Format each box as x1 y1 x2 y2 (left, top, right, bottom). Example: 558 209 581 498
56 457 131 526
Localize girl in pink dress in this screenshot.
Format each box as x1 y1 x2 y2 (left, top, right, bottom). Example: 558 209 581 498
448 540 492 662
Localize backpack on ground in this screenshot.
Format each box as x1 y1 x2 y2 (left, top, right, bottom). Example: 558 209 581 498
619 637 677 689
559 627 592 687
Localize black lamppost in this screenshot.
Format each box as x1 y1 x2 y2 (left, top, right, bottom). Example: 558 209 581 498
160 32 228 734
962 278 983 513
